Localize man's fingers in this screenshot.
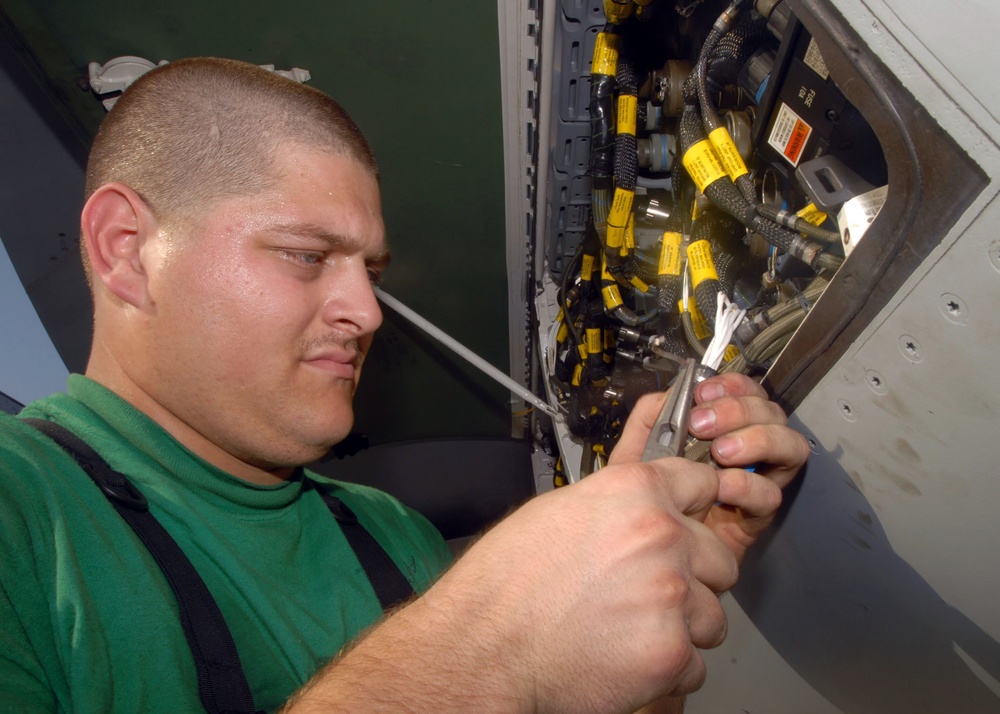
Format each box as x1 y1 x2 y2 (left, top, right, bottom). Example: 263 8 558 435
689 392 787 441
715 467 783 519
598 459 721 525
710 424 810 480
590 462 739 591
686 579 729 649
665 581 728 696
609 390 670 465
686 518 739 594
694 372 767 403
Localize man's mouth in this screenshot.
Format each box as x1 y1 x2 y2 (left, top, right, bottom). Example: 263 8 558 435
302 346 360 379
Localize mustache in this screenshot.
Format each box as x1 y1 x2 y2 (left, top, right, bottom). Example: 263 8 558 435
298 336 363 366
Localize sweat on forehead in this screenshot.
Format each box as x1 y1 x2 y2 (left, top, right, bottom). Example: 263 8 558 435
83 57 379 224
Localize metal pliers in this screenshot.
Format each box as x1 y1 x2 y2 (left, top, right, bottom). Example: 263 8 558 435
642 357 699 461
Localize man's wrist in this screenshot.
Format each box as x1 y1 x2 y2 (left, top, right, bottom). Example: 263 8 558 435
281 590 532 712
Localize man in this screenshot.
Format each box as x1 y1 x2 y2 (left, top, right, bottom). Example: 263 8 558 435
0 58 808 713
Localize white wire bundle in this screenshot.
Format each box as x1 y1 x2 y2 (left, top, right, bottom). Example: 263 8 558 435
701 291 746 371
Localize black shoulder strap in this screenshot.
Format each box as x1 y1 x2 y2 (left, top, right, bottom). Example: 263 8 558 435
317 490 416 611
22 418 263 714
22 417 416 712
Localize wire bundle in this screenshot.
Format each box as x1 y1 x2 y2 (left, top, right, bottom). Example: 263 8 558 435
701 291 746 370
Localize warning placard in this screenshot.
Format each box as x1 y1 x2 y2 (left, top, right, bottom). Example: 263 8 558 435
768 102 813 167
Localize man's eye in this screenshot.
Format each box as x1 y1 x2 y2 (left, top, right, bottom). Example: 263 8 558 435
286 251 323 266
367 268 384 287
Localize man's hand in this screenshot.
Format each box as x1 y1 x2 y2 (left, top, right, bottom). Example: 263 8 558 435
286 445 738 713
612 372 809 562
284 372 804 714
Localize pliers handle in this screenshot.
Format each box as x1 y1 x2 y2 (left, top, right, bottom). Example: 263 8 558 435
642 357 699 461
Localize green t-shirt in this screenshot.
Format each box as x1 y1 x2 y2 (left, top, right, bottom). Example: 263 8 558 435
0 375 452 713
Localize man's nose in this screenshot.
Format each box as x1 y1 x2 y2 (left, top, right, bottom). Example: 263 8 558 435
322 263 383 336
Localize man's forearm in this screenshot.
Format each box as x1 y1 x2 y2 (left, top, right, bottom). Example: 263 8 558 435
281 444 739 713
280 591 529 713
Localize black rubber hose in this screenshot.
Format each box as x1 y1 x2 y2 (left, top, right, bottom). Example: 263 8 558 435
566 389 603 439
656 208 684 339
657 321 691 357
690 221 721 329
604 55 640 274
754 203 842 243
750 216 843 269
560 233 592 350
692 0 762 205
749 216 797 253
590 73 616 184
690 210 745 328
710 218 744 298
614 56 638 193
583 297 610 382
679 109 839 268
677 107 756 226
699 7 769 104
589 29 617 230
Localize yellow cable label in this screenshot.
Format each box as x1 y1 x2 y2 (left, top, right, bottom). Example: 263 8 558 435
604 329 615 351
581 253 596 282
682 139 728 193
557 322 569 344
680 297 711 340
658 231 683 276
586 328 602 355
592 32 620 76
607 188 634 226
603 0 633 23
723 344 740 362
602 283 624 309
624 212 635 251
607 225 627 250
630 275 650 293
577 342 588 361
606 188 634 249
617 94 637 136
687 240 719 287
572 363 583 387
796 202 828 226
708 127 749 181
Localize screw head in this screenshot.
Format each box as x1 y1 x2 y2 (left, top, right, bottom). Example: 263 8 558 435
940 293 968 325
898 335 923 363
990 240 1000 274
865 369 887 395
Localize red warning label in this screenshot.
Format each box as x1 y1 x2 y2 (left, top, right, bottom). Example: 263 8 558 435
768 103 813 167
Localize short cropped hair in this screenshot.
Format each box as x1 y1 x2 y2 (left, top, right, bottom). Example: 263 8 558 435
85 57 379 227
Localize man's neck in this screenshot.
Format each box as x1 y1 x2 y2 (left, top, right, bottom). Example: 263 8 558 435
85 349 296 486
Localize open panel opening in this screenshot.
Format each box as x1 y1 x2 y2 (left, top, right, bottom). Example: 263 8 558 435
534 0 986 484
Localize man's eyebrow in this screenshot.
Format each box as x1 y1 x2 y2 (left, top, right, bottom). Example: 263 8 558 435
269 222 391 265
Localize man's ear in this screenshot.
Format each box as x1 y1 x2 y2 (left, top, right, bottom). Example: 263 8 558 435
81 183 159 308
